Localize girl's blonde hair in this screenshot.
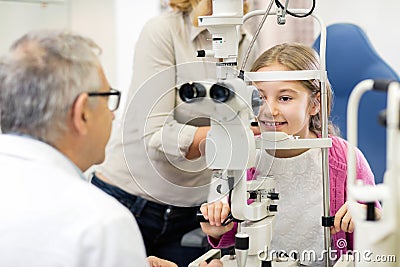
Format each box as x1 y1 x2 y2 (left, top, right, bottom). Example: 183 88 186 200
169 0 249 26
251 43 338 135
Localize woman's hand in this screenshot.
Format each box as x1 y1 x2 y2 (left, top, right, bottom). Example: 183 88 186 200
200 201 234 239
147 256 177 267
147 256 223 267
251 125 261 136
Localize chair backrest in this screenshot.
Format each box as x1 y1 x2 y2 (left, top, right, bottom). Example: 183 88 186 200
313 23 399 183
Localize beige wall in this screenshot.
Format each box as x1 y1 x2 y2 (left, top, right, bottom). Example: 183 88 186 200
0 0 159 104
2 1 399 86
315 0 400 75
69 0 116 86
0 1 69 55
247 0 400 74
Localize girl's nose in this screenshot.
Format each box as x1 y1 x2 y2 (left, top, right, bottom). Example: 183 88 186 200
261 100 279 116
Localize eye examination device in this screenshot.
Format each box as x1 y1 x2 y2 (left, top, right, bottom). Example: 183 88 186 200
341 79 400 267
186 0 400 266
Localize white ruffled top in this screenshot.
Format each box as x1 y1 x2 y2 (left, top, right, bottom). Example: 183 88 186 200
256 148 325 266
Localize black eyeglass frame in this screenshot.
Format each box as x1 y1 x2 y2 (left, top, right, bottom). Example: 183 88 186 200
87 88 121 111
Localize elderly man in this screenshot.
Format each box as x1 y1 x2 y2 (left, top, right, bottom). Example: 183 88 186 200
0 28 222 267
0 30 222 267
0 30 172 267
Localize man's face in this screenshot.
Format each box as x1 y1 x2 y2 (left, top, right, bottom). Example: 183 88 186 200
87 67 115 165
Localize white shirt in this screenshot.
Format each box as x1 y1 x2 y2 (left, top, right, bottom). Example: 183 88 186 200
256 148 324 265
97 10 259 206
0 134 148 267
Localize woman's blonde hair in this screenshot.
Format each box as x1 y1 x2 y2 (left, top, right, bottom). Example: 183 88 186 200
251 43 338 135
169 0 201 12
169 0 249 26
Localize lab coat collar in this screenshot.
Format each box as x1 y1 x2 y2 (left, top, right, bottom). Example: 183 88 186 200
0 134 86 180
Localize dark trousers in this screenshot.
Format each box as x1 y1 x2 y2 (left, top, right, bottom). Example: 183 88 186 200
91 174 208 267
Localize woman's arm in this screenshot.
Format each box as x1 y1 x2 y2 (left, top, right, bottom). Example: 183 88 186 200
130 15 203 161
186 126 210 160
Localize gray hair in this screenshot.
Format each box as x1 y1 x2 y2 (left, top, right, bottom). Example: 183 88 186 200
0 30 103 143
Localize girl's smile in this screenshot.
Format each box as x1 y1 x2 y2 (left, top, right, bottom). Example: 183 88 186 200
258 120 288 131
254 64 320 140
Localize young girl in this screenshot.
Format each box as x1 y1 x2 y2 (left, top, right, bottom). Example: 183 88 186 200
200 43 380 264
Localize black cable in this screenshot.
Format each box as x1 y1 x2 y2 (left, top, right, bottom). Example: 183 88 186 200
239 0 275 74
223 175 243 226
274 0 316 18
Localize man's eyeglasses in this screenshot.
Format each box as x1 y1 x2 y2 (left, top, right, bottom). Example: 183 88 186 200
88 88 121 112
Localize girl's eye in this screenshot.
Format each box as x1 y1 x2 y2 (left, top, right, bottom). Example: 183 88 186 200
280 96 292 102
259 94 266 101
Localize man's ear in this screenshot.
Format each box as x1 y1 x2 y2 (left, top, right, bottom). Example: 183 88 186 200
70 93 90 136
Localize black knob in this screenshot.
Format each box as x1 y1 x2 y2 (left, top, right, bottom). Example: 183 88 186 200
267 192 279 200
269 205 278 212
248 191 258 199
235 233 249 250
366 202 376 221
197 50 206 57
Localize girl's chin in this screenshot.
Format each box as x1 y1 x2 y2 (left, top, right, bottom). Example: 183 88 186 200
260 127 286 132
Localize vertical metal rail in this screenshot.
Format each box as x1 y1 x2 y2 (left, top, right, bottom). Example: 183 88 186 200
244 10 331 267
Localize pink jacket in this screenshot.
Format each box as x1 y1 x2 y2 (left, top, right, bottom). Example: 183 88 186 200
208 135 378 255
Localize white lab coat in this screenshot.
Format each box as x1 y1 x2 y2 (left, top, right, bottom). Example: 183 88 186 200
0 134 148 267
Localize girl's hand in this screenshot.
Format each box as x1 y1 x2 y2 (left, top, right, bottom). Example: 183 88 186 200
200 201 234 239
332 201 354 234
147 256 177 267
332 201 381 234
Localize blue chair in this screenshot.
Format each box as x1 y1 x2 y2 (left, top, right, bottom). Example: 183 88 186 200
313 23 399 183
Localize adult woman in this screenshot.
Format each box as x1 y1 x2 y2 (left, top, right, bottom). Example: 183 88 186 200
92 0 258 265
